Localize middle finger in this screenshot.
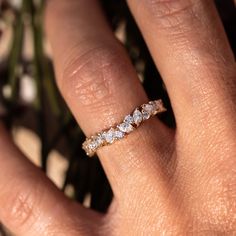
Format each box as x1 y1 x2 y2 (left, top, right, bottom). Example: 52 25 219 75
127 0 235 126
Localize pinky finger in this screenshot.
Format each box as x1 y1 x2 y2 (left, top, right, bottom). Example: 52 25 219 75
0 123 100 236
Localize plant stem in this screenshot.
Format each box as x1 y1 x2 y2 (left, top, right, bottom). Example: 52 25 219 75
27 0 48 171
8 4 25 102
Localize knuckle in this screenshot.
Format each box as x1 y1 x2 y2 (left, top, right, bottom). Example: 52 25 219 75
8 192 34 227
3 179 43 229
142 0 199 30
60 42 129 110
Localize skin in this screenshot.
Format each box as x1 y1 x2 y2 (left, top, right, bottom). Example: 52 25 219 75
0 0 236 235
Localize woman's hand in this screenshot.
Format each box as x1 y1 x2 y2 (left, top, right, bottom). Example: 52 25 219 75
0 0 236 235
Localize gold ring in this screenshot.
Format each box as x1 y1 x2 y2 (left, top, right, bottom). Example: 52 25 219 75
82 99 167 157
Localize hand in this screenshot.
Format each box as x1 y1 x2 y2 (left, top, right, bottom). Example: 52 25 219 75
0 0 236 235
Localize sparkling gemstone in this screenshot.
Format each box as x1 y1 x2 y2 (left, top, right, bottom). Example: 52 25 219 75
149 101 157 109
124 115 134 124
141 110 150 120
88 141 98 150
133 109 142 125
141 103 155 120
94 135 104 146
114 130 125 139
104 129 116 144
118 122 134 133
154 100 162 108
143 104 155 113
154 100 165 112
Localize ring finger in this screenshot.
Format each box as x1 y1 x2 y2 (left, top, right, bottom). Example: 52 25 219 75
45 0 173 201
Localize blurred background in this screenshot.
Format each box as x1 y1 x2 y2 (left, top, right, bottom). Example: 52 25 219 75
0 0 235 235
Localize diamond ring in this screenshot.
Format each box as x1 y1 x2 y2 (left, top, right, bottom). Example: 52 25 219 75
82 99 167 157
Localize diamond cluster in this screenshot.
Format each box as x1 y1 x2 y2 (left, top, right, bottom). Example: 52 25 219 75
82 99 166 157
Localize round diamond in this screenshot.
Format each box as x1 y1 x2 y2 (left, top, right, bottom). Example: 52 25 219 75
133 109 142 125
118 122 134 133
114 130 125 139
154 100 162 108
149 101 157 109
141 103 155 120
88 141 98 150
104 129 116 144
141 110 150 120
143 104 155 113
124 115 134 124
94 135 104 146
154 99 165 112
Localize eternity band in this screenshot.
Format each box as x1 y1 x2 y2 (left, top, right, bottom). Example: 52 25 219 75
82 99 167 157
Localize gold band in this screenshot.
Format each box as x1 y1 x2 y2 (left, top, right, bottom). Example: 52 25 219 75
82 99 167 157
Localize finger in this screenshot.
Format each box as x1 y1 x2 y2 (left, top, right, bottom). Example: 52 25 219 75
0 124 100 236
127 0 236 225
45 0 173 200
127 0 236 126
